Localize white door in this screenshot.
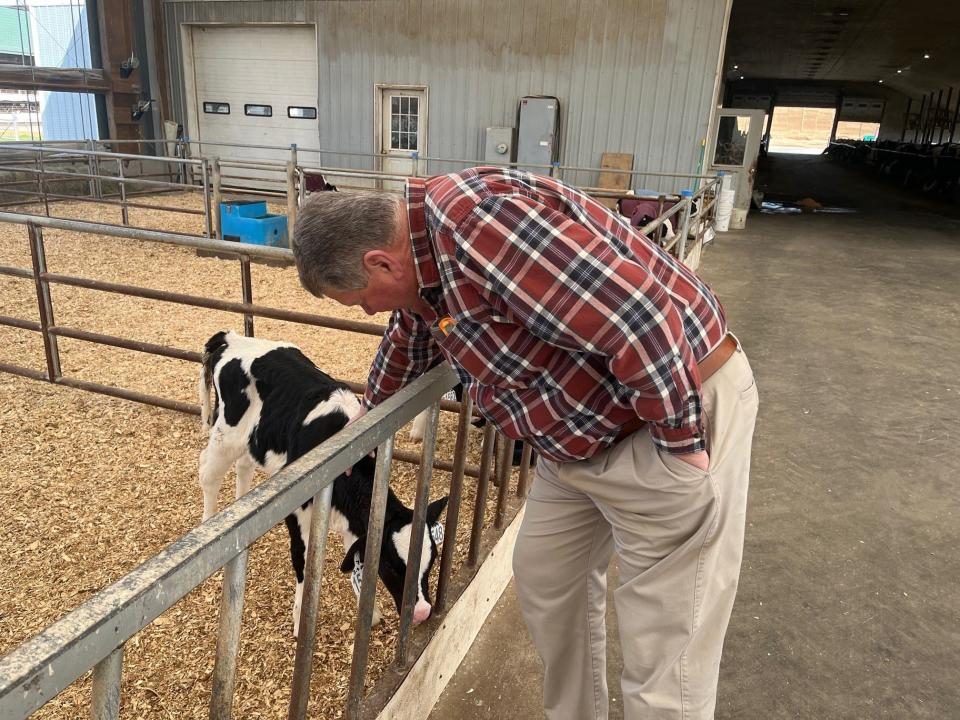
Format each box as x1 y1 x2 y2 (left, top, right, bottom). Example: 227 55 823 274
186 25 319 188
709 109 765 229
379 87 427 190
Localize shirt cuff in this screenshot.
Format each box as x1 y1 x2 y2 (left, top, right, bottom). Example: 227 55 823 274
649 423 707 455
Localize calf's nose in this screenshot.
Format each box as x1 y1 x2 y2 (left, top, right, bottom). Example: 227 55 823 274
412 601 432 625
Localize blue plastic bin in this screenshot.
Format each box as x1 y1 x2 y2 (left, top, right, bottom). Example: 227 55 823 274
220 200 289 248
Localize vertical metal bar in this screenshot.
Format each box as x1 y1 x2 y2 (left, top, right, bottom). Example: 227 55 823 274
212 158 222 240
395 401 440 666
914 94 927 144
900 97 912 143
201 158 212 238
28 224 61 381
345 435 395 720
434 395 473 612
468 424 497 566
928 89 943 145
949 90 960 145
939 88 952 144
37 145 50 216
676 191 693 260
656 195 666 244
90 645 124 720
94 148 103 199
288 481 335 720
493 436 516 530
86 139 96 200
240 257 254 337
209 549 250 720
116 158 129 226
515 442 534 498
287 144 299 231
297 168 306 206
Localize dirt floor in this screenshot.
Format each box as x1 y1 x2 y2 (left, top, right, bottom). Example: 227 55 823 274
0 194 508 718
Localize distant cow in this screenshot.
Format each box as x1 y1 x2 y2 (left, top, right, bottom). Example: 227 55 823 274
198 331 447 635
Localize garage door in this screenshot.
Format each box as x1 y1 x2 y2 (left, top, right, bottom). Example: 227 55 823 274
187 25 319 188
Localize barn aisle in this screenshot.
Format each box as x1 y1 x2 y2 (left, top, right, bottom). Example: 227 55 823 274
430 158 960 719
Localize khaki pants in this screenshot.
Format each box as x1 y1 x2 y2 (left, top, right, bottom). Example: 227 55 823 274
513 345 759 720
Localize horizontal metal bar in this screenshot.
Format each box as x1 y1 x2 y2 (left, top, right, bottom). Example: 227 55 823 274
0 265 33 280
0 361 47 382
391 447 480 480
0 165 198 192
47 326 203 363
0 315 41 332
40 272 388 336
54 376 200 415
2 144 201 166
0 212 290 262
0 363 457 719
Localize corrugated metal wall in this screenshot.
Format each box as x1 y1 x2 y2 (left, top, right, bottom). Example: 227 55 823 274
163 0 728 182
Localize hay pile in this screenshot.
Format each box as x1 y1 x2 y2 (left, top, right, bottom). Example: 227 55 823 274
0 195 506 719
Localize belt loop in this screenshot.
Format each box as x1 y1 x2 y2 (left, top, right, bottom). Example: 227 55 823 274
728 331 743 353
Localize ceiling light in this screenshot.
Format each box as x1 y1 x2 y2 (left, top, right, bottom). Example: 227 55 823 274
923 53 930 59
733 64 739 69
878 79 884 84
740 76 744 80
897 69 902 74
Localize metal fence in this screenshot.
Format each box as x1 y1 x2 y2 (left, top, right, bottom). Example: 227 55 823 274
0 361 505 720
0 145 717 718
0 210 531 719
0 139 717 246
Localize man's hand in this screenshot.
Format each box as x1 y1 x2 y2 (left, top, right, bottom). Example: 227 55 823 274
673 450 709 472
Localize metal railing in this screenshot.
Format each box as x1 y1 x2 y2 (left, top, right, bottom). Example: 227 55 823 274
0 149 714 719
0 214 532 719
1 140 716 241
0 211 490 477
0 361 505 720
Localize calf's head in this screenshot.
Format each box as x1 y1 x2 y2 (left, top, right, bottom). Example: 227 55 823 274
340 496 448 625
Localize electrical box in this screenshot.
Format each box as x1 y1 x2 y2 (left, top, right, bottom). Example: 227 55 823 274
516 96 560 172
484 126 517 166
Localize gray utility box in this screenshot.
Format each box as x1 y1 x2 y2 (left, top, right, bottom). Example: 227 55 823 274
516 96 560 172
484 126 517 166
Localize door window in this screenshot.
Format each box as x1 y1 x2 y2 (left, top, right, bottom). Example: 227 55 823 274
713 116 751 165
389 95 419 151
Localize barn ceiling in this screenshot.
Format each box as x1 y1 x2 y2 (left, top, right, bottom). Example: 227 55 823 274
724 0 960 98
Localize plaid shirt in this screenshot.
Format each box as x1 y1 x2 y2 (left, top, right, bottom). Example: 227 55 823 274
364 167 727 462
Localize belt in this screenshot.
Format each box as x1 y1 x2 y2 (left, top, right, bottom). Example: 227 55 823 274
615 333 738 442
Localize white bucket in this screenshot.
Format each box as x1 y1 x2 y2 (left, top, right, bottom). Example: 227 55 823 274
715 189 736 232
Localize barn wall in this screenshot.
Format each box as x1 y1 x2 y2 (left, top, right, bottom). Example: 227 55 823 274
162 0 729 183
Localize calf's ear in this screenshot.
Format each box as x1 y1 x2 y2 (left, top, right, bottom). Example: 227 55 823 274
340 536 367 573
426 496 449 525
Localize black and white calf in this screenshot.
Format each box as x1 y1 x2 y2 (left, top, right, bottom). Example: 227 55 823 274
198 330 447 635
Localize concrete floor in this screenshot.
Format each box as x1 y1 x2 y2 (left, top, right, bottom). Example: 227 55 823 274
428 155 960 719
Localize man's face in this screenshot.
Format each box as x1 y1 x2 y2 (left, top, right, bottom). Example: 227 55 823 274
324 264 417 316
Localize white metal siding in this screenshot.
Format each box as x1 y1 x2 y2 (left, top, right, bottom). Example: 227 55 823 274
165 0 729 190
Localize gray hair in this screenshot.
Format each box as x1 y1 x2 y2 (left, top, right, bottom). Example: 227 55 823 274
292 191 401 295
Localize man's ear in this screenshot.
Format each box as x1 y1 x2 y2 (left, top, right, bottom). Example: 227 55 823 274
340 536 367 572
362 248 398 278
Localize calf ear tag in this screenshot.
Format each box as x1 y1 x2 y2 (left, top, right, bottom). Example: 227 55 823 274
430 523 444 545
351 553 364 595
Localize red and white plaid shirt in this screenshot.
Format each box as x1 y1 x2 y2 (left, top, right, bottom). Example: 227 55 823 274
364 167 727 461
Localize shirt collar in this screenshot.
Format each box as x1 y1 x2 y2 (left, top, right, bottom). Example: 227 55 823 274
405 178 442 292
